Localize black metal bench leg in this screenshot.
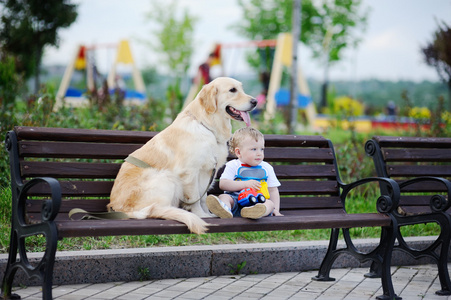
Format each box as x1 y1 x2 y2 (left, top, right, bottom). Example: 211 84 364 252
436 248 451 295
434 216 451 296
1 225 57 300
312 228 339 281
364 227 389 279
376 223 401 300
1 229 21 300
39 228 58 300
365 260 382 278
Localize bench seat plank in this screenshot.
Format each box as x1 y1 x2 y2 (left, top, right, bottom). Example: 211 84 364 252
56 213 391 238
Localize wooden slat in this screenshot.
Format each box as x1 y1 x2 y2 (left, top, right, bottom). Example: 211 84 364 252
55 212 390 238
25 196 343 215
19 141 142 159
396 180 448 193
15 126 158 144
15 126 331 148
396 205 432 216
264 148 333 162
387 165 451 178
26 179 339 197
399 195 439 206
18 141 333 163
279 181 338 195
26 199 109 214
280 196 342 210
263 134 330 148
272 165 336 179
382 148 451 162
27 181 114 197
374 136 451 148
21 161 121 178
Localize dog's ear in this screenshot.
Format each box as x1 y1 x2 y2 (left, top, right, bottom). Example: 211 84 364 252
199 83 218 114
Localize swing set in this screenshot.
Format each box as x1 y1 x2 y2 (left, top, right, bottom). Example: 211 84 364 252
55 40 146 110
184 33 317 125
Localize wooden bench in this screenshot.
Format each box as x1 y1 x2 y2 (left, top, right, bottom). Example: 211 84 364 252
365 136 451 296
2 126 400 300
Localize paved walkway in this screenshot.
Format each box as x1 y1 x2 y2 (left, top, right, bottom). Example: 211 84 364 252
11 264 451 300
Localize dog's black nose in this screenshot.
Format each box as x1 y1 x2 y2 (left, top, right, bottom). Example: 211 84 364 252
251 98 258 107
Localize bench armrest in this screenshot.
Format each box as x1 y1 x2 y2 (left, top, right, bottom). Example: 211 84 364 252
340 177 400 214
399 176 451 212
17 177 62 224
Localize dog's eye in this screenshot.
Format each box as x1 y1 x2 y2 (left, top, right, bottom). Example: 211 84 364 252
229 88 237 93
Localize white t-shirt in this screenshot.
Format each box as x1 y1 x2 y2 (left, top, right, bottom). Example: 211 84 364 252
220 159 281 188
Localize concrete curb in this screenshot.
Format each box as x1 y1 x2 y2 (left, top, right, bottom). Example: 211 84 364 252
0 236 445 286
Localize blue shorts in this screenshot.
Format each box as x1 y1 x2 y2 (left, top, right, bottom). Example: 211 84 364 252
225 191 242 217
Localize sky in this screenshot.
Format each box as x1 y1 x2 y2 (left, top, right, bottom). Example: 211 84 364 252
42 0 451 82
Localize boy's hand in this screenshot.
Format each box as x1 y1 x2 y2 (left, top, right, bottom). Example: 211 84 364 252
245 180 261 191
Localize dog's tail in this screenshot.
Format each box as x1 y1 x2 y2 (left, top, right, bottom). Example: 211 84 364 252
131 204 208 235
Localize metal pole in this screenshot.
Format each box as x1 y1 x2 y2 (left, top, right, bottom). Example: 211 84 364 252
289 0 301 134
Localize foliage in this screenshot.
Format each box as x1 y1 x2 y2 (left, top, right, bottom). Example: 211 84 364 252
422 20 451 110
328 96 364 117
0 0 78 91
307 78 449 115
0 187 12 252
307 0 369 64
234 0 368 69
235 0 368 110
0 51 23 108
401 90 451 138
228 261 247 275
146 0 197 120
234 0 316 74
234 0 316 42
147 1 197 77
408 107 431 120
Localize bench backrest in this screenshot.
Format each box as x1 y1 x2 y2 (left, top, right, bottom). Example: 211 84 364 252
7 126 344 222
365 136 451 213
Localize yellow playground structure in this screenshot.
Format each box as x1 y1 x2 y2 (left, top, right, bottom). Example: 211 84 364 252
55 40 146 109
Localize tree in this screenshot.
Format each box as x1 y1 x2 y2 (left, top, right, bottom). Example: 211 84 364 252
234 0 316 72
0 0 78 92
146 0 197 119
422 21 451 111
234 0 368 110
308 0 368 109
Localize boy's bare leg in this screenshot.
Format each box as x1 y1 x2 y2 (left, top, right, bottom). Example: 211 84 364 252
207 195 233 218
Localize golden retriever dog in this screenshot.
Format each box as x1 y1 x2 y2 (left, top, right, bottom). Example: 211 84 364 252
108 77 257 234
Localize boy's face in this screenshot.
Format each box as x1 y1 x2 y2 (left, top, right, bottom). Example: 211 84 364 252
235 136 265 166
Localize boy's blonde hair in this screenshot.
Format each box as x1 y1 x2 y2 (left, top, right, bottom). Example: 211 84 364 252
228 127 264 155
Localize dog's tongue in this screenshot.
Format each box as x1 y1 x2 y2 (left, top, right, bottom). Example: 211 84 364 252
240 111 251 127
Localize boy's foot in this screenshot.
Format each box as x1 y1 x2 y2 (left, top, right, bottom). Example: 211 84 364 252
206 195 233 218
241 203 266 219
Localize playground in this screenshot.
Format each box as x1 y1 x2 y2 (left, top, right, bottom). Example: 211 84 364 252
54 33 448 134
56 40 147 109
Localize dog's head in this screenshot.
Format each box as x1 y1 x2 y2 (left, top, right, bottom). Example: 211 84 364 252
198 77 257 127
